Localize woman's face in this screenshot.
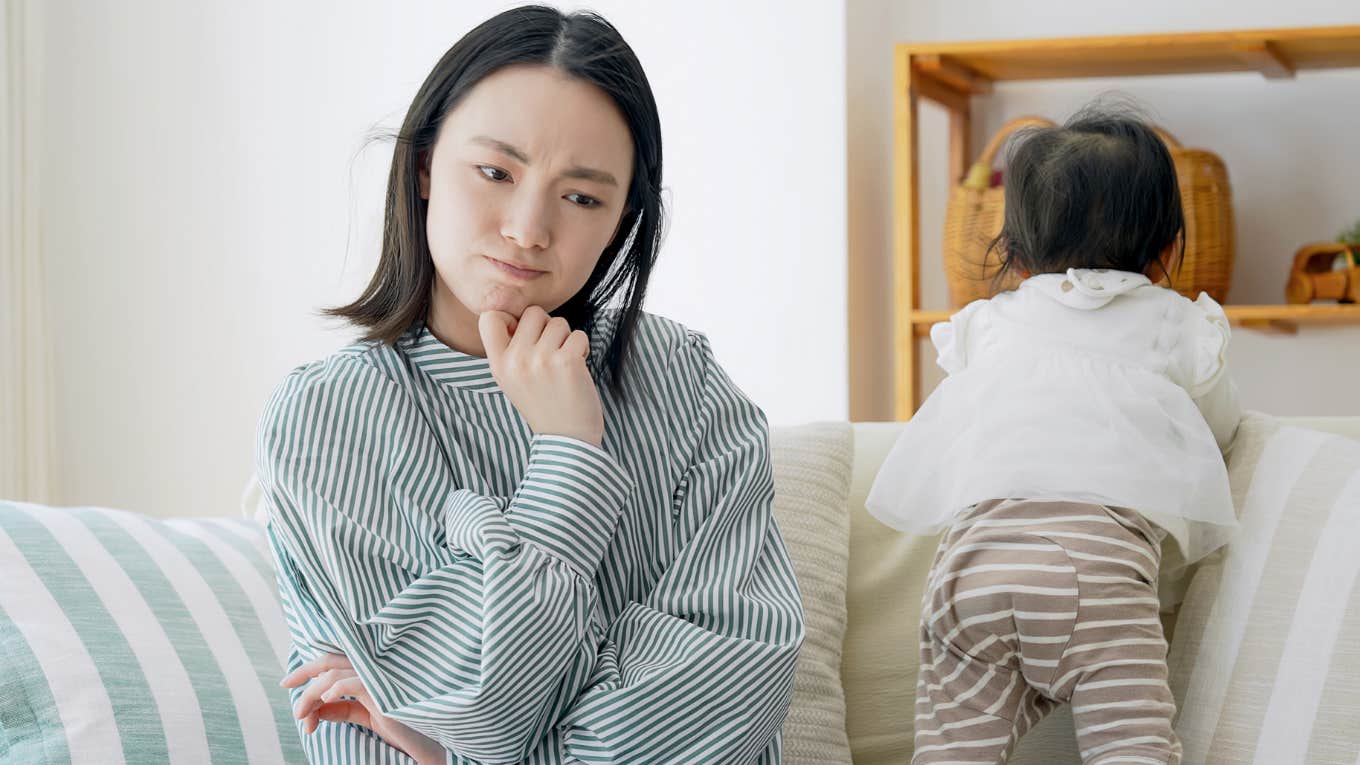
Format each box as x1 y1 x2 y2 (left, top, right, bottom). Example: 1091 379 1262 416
419 64 634 350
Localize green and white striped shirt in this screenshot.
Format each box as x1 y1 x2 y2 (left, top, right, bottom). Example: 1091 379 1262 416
254 310 804 764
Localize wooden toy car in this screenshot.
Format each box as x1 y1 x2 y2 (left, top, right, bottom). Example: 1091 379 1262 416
1285 242 1360 304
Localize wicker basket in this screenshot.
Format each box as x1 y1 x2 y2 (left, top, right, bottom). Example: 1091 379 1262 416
942 116 1235 308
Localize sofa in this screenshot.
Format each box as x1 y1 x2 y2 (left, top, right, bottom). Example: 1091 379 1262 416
2 413 1358 764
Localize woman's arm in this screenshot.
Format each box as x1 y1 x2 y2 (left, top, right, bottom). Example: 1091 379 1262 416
557 331 806 764
257 355 632 764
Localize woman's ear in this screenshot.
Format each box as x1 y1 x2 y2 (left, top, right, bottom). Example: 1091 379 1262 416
417 150 431 200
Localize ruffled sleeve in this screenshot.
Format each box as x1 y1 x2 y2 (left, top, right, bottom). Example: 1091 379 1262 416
1175 293 1232 398
930 299 987 375
1172 293 1242 450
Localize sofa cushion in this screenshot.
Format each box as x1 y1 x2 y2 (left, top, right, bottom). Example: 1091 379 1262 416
842 423 938 764
1167 412 1360 763
770 422 854 765
0 501 302 764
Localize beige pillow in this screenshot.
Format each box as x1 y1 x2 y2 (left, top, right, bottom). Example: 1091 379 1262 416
771 423 854 765
843 424 938 764
1167 412 1360 764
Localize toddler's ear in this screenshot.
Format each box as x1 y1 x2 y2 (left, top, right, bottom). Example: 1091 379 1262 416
1161 241 1183 272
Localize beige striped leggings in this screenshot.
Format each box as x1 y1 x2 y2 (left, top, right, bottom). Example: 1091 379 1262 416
913 499 1182 765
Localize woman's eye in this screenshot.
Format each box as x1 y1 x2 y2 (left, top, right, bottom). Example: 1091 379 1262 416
476 165 510 182
565 193 601 208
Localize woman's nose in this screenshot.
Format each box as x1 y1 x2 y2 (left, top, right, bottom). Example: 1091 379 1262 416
500 190 551 251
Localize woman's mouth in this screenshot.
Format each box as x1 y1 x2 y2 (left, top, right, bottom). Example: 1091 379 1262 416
485 256 546 281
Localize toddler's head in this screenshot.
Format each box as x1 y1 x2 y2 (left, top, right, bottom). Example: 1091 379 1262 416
990 103 1185 285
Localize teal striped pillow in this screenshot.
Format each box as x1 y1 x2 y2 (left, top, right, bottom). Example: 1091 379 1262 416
0 501 304 764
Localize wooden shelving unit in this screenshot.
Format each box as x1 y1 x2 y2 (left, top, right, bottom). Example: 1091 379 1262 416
893 25 1360 419
909 304 1360 337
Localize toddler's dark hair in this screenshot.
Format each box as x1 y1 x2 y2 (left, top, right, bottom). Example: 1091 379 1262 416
988 102 1186 286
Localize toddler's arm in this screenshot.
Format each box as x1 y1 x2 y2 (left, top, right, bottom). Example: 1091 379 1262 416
1193 362 1242 452
1180 294 1242 453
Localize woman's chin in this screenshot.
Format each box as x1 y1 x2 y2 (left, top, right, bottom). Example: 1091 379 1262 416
474 286 532 317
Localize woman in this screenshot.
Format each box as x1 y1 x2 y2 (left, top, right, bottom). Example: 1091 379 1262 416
256 6 805 764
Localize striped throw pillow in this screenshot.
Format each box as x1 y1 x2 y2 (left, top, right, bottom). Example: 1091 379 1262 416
0 502 303 764
1167 413 1360 764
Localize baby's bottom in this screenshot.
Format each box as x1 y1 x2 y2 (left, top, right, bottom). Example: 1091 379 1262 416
912 499 1180 765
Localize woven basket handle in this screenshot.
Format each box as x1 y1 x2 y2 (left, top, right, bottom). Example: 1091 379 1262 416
1152 126 1183 150
962 119 1185 188
963 116 1056 188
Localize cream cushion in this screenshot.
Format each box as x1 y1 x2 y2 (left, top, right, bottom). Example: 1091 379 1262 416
770 423 855 764
1167 413 1360 764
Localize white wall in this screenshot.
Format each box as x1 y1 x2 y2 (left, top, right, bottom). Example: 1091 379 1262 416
847 0 896 423
44 0 1355 519
849 0 1360 420
40 0 847 518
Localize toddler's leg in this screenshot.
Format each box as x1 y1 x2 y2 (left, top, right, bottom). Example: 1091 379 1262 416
914 618 1038 764
912 525 1076 763
1037 509 1182 765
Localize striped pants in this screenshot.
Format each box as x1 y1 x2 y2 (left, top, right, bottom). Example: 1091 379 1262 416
913 499 1182 765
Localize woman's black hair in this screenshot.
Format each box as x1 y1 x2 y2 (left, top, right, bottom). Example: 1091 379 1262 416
324 5 664 397
988 101 1185 288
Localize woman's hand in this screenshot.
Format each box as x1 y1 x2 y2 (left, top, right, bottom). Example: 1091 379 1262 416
479 306 604 447
281 653 445 765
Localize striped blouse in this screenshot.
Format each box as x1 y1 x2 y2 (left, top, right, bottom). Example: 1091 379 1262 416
254 310 805 764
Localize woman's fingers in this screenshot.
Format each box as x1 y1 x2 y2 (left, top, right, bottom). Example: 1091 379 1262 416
281 653 359 735
310 699 370 732
507 305 549 352
280 652 353 689
539 316 572 351
319 676 368 704
477 311 515 361
285 654 440 761
485 306 576 358
479 305 603 446
563 329 590 360
293 668 357 720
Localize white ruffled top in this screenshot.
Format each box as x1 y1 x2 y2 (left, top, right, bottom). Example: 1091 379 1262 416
866 268 1243 571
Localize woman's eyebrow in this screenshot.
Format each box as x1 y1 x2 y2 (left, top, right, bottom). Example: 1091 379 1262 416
562 166 618 187
473 135 530 163
472 135 618 187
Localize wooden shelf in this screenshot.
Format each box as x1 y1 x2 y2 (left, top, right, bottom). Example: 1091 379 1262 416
891 24 1360 419
902 26 1360 83
909 304 1360 337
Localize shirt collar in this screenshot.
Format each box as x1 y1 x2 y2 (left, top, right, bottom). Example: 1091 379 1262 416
1022 268 1152 309
400 319 500 393
398 313 615 393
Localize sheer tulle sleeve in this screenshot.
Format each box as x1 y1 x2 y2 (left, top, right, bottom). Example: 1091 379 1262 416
1171 293 1241 450
930 300 987 375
